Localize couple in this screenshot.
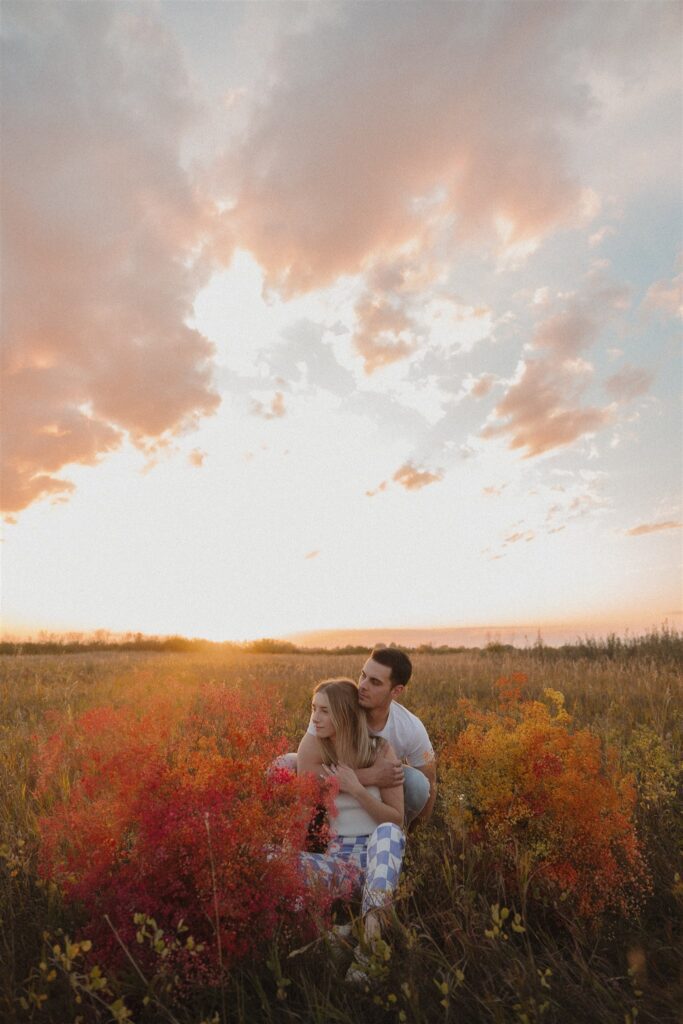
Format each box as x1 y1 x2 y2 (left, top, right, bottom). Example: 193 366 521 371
293 647 436 965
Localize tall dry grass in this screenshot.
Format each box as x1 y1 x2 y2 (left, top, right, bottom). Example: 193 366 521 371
1 644 681 1023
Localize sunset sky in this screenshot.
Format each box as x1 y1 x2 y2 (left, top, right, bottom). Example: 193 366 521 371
2 1 681 643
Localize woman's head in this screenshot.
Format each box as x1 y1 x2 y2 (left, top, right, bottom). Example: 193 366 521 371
311 679 377 769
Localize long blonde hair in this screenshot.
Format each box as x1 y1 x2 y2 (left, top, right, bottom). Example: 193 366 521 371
312 679 380 769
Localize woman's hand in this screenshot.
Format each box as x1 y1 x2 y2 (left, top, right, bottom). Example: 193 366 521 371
322 762 362 796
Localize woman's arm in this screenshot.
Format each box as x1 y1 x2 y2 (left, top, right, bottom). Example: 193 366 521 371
322 742 404 828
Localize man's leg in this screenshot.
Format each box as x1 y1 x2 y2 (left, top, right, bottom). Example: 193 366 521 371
403 766 430 825
270 752 297 775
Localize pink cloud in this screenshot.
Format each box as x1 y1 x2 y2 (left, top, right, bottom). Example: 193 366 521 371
604 365 653 403
626 521 681 537
480 277 632 457
216 5 612 298
1 5 219 514
643 274 682 319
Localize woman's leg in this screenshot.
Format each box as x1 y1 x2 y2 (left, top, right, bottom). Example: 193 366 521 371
362 823 405 917
299 837 366 899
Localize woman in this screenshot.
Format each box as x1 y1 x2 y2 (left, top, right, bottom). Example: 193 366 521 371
298 678 406 961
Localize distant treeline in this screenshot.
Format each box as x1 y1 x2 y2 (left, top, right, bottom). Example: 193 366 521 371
1 627 681 663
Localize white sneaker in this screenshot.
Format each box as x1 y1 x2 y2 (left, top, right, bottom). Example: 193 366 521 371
344 947 371 987
325 923 353 966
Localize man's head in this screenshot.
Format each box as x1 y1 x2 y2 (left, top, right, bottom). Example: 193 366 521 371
357 646 412 713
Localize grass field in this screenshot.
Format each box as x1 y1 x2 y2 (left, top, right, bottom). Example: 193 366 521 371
1 643 681 1023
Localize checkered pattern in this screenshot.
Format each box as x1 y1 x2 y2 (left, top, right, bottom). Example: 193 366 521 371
299 822 405 917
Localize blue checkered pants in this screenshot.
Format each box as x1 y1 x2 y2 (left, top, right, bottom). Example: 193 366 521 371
299 822 405 917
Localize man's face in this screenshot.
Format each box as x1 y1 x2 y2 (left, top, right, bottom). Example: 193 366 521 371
357 658 403 711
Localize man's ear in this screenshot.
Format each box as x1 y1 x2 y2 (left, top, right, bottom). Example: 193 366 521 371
390 684 405 701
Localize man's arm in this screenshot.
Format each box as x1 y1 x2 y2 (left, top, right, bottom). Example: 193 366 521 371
296 731 325 777
296 732 404 788
411 758 437 827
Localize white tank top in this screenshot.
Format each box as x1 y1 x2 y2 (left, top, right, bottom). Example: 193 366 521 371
331 787 381 838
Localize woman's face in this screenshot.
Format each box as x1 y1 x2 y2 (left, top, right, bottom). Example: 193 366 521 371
311 692 336 739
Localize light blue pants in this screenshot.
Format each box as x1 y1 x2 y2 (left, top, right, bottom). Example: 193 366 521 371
299 822 406 916
273 754 430 825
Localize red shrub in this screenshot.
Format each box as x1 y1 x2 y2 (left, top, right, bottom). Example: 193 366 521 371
35 686 332 981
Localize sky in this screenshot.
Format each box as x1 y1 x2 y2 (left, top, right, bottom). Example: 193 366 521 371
1 0 681 644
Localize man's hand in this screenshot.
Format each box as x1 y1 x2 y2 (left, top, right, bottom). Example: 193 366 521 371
363 755 404 789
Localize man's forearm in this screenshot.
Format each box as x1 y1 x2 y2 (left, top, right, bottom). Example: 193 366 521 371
354 764 379 786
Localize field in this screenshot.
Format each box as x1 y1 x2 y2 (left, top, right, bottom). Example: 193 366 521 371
1 644 681 1024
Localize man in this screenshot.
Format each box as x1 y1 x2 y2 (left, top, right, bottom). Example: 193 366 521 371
297 647 436 827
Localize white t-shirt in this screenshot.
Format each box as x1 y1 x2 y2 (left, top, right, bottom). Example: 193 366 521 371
307 700 434 768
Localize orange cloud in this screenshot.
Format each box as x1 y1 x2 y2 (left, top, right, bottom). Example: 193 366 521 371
1 5 219 514
393 463 444 491
504 530 535 544
471 374 496 398
189 449 206 468
250 392 286 419
352 293 416 373
481 357 613 457
626 521 681 537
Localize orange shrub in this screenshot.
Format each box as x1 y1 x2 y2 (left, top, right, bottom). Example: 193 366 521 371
35 686 331 981
440 675 651 920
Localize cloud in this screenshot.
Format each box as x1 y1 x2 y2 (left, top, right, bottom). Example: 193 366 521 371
189 449 206 468
480 276 630 457
264 319 356 397
504 530 535 545
481 355 613 457
626 521 682 537
393 462 444 491
217 4 632 298
470 374 496 398
368 461 443 496
304 549 320 560
588 225 616 248
250 391 286 419
352 292 417 373
1 4 219 514
604 365 653 403
643 273 683 319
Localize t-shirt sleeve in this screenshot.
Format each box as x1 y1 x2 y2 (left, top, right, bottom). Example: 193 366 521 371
404 718 435 768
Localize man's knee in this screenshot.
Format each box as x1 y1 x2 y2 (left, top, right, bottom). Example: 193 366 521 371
403 766 430 824
269 752 297 776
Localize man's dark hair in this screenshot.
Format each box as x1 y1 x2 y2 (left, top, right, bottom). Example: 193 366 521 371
370 646 412 688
